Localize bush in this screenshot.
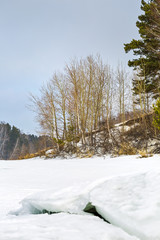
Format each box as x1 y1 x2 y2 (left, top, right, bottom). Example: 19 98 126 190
116 142 137 156
138 149 153 158
76 148 94 158
153 98 160 130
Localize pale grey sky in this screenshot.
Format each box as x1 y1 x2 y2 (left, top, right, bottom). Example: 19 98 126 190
0 0 141 134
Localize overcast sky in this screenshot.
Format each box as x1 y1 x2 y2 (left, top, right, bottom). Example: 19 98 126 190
0 0 142 135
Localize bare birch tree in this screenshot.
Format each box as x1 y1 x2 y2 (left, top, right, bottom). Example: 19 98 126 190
30 55 132 149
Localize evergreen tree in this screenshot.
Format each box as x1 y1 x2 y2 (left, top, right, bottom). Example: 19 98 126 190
8 126 20 152
153 97 160 129
124 0 160 99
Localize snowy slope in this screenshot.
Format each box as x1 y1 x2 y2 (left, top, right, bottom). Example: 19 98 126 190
1 155 160 239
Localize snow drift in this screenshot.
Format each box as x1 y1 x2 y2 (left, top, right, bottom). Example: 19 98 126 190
0 213 139 240
17 171 160 240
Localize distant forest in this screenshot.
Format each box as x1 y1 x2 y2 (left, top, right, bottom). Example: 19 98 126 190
0 122 53 160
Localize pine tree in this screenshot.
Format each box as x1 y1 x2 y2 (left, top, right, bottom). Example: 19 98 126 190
124 0 160 99
153 98 160 129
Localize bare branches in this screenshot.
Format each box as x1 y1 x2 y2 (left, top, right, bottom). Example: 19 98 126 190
30 55 131 148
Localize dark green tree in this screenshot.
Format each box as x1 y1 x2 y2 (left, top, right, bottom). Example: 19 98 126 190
124 0 160 99
153 98 160 129
8 126 20 151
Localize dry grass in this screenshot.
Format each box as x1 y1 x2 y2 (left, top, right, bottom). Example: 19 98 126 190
117 142 137 156
18 149 48 160
138 149 153 158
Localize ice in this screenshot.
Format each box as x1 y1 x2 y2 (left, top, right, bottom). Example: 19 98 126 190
1 155 160 239
19 186 90 215
17 171 160 240
0 213 139 240
91 171 160 240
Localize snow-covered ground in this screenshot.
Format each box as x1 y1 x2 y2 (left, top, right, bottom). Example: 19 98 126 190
1 155 160 239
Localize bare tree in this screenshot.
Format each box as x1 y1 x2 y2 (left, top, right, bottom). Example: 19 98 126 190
30 55 134 150
51 73 68 140
115 63 129 124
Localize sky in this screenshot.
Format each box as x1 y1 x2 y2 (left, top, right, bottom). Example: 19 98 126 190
0 0 142 135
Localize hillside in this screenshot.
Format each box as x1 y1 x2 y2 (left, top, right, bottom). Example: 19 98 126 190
0 122 53 160
50 113 160 158
1 112 160 160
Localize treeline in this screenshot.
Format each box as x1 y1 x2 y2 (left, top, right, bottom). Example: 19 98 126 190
0 122 53 159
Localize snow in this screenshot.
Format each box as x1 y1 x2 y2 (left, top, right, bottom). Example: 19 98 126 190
17 171 160 240
0 213 138 240
114 122 139 132
18 186 90 215
91 172 160 240
1 155 160 239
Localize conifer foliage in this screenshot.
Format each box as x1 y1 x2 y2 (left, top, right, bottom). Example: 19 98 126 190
124 0 160 99
153 98 160 130
0 123 53 159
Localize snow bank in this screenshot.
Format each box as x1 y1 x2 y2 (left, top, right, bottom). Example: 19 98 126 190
18 186 89 215
0 213 138 240
91 172 160 240
17 171 160 240
17 178 108 215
